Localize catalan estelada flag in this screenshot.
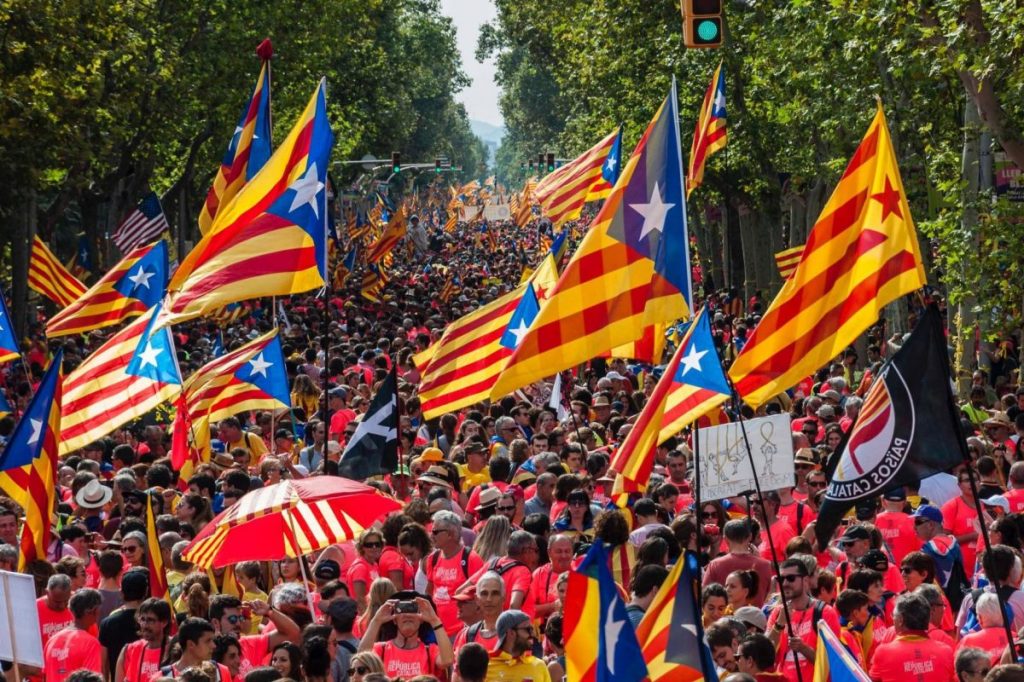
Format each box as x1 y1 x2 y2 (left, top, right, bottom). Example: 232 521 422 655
687 62 727 197
564 541 648 682
635 551 719 682
729 103 926 406
513 178 536 228
364 205 408 263
28 236 87 308
184 329 290 424
46 240 167 337
0 293 20 364
60 307 181 454
812 621 872 682
198 41 273 234
419 255 559 420
775 244 804 281
611 307 729 494
0 351 62 569
145 493 170 599
491 83 693 399
163 80 334 328
534 127 622 228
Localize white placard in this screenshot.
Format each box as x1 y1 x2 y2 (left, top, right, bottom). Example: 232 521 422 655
696 414 795 501
0 570 44 667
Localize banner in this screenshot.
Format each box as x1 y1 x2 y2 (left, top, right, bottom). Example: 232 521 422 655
696 413 794 501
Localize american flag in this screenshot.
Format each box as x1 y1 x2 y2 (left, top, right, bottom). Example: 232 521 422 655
113 192 170 253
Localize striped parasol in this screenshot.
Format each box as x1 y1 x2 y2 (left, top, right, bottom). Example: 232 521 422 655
182 477 402 569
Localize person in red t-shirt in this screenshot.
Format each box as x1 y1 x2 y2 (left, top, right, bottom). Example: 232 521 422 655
869 593 954 682
360 595 453 679
533 534 573 622
453 574 503 652
753 493 797 565
348 529 384 610
458 531 539 620
1003 463 1024 512
327 388 357 442
44 588 103 682
956 593 1010 666
209 595 301 679
425 510 485 636
115 598 173 682
766 558 841 682
941 473 980 579
875 489 922 565
169 618 233 682
37 574 75 651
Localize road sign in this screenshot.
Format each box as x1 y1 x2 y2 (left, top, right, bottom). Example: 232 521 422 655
360 154 377 171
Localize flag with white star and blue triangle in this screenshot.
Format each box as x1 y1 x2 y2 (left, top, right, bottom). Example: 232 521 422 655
688 61 727 198
212 331 225 358
163 79 334 328
183 329 290 425
564 541 648 682
0 350 62 568
126 302 182 386
47 239 168 338
0 292 20 364
600 125 623 188
339 366 399 481
491 82 693 399
610 305 729 494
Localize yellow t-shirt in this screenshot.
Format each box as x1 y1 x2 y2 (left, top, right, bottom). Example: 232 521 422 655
242 588 269 634
229 432 269 466
485 651 552 682
459 463 492 492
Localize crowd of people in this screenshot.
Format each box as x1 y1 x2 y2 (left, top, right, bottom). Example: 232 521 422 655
3 206 1024 682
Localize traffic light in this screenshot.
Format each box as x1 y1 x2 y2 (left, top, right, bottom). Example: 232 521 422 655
528 159 535 172
682 0 723 49
391 151 401 174
538 154 546 172
546 153 556 172
435 158 442 173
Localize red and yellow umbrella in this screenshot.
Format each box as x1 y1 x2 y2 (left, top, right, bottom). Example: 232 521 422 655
183 477 401 569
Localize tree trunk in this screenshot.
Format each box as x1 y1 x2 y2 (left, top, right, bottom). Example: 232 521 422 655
955 90 982 393
736 203 758 299
10 191 32 339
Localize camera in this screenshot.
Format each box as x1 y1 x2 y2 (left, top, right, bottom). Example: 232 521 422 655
395 600 418 614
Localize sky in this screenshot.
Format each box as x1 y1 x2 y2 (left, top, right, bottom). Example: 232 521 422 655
439 0 503 126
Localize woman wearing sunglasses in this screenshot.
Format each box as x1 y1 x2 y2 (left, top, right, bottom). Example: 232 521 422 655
346 651 384 682
348 529 385 613
551 489 595 540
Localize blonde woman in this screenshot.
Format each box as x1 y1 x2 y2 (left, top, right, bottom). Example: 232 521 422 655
353 578 397 638
472 515 511 562
347 529 384 612
347 651 385 682
290 374 320 420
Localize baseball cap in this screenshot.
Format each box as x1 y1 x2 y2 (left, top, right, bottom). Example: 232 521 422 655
733 606 767 632
494 610 530 647
453 586 477 603
121 567 150 594
839 525 870 543
858 549 889 572
313 559 341 581
320 597 357 622
982 495 1011 514
913 505 943 524
882 487 906 501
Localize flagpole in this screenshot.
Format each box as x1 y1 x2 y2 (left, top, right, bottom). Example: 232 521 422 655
729 380 805 682
692 424 704 577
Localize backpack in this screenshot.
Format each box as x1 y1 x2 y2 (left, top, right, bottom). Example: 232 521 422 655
465 621 486 643
942 554 972 612
810 598 826 632
428 547 471 579
488 557 525 576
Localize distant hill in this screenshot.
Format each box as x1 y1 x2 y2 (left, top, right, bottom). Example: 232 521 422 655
470 120 505 169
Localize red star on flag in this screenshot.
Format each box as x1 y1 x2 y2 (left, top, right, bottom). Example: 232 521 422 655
871 176 904 222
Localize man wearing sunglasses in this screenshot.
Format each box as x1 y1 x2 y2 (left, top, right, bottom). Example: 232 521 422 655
487 609 549 681
766 558 839 682
209 594 301 679
875 488 920 565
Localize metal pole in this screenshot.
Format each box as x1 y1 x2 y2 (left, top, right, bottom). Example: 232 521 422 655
693 424 704 575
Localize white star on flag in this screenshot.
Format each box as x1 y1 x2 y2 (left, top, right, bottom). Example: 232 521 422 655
603 606 624 674
288 163 325 218
127 267 154 290
605 155 618 173
714 89 726 114
679 344 708 377
507 319 530 348
138 342 163 368
349 400 396 442
249 352 272 378
27 418 43 446
629 181 675 240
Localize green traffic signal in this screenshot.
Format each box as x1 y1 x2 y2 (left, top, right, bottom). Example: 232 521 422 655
696 18 720 42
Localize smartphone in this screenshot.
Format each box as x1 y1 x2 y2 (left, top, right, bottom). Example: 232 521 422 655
395 601 418 614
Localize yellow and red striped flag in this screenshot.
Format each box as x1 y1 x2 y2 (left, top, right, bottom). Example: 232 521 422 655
420 256 558 420
491 84 693 399
774 244 804 281
611 308 729 495
60 308 181 454
184 329 290 424
364 206 407 263
534 128 621 228
145 493 171 600
162 81 333 328
729 103 926 406
513 178 537 228
360 263 389 303
0 352 62 569
46 240 168 337
687 62 727 197
29 236 87 308
198 41 273 234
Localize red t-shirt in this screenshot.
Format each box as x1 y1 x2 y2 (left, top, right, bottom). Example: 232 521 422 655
378 546 414 590
869 634 955 682
703 552 774 606
122 640 165 682
957 627 1008 666
940 497 978 578
330 408 356 440
428 548 484 636
1004 489 1024 513
372 640 439 678
347 556 380 597
453 623 500 651
875 511 922 564
777 501 815 534
760 520 797 564
44 628 102 682
767 602 841 682
37 598 74 649
237 634 270 678
466 558 536 619
532 563 562 612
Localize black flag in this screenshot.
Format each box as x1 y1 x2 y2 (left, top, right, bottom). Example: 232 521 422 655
815 305 969 549
338 367 399 480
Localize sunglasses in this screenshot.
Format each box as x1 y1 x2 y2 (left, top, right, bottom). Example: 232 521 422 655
914 517 930 526
702 511 718 519
497 506 516 512
362 542 383 549
225 614 248 624
122 546 140 554
900 567 914 574
568 500 588 507
348 667 370 676
807 480 827 488
430 528 447 536
780 574 804 583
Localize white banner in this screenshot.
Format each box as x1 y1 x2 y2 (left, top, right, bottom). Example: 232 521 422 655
696 414 795 501
0 570 44 667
